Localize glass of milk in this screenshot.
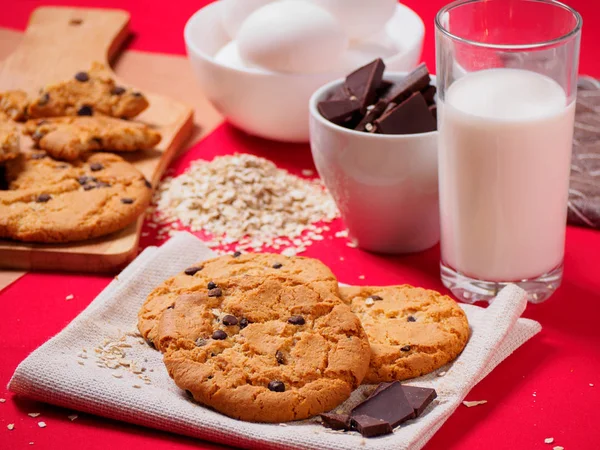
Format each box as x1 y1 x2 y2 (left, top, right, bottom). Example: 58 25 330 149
435 0 582 303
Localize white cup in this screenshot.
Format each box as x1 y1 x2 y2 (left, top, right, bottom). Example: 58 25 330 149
309 74 439 254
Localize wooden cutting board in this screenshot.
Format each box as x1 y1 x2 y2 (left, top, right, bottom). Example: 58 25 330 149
0 7 223 275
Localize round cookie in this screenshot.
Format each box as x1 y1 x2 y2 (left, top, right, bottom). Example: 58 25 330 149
0 151 152 242
161 274 371 422
137 253 340 348
339 285 470 383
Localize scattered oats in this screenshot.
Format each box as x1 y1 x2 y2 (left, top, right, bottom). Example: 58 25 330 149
590 383 594 387
358 275 365 280
141 232 150 237
7 423 14 430
28 413 41 418
281 247 298 257
301 169 314 177
37 421 46 428
365 298 375 306
346 241 357 248
65 294 74 300
533 392 537 397
462 400 487 408
279 423 289 427
133 384 141 389
365 123 374 132
29 442 34 445
339 256 344 261
360 438 366 446
68 414 78 421
146 222 157 228
151 154 339 255
553 447 564 450
0 398 5 403
545 438 554 444
112 373 123 379
437 371 447 377
335 230 349 238
77 361 85 366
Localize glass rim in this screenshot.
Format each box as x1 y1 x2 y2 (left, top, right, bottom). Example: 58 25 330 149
435 0 582 50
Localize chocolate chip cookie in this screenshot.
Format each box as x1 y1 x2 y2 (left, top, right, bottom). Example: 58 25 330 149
138 253 340 348
24 116 161 160
339 285 470 383
0 152 152 242
28 63 149 119
0 90 29 121
0 122 20 163
161 274 371 422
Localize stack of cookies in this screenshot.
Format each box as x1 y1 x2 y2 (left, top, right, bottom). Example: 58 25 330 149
137 253 470 426
0 63 161 243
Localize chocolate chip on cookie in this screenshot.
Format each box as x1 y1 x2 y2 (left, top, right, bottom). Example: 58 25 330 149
37 93 50 106
272 262 283 269
74 71 89 82
90 162 104 171
222 315 238 326
268 381 285 392
144 178 152 189
77 105 93 116
401 345 411 352
212 330 227 340
195 338 207 347
208 287 223 297
238 318 249 329
121 198 134 204
36 193 51 203
368 295 383 301
232 251 242 257
207 281 217 289
288 315 305 325
184 266 203 276
407 316 416 322
111 86 126 95
275 350 286 365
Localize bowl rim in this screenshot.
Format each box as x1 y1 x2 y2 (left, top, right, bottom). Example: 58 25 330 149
309 72 438 140
183 2 425 79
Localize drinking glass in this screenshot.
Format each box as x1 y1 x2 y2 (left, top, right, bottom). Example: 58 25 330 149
435 0 582 303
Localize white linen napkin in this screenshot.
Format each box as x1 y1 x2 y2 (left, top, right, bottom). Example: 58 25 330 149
8 232 541 450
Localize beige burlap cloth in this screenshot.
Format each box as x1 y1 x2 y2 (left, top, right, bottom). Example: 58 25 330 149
8 232 541 450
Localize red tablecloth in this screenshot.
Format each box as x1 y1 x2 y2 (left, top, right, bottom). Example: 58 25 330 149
1 1 599 449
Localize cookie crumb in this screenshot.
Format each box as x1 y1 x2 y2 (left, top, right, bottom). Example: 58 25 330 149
28 413 41 418
65 294 74 300
7 424 14 430
358 275 365 280
0 398 5 403
133 384 141 389
68 414 78 421
462 400 487 408
553 447 564 450
346 242 358 248
37 421 46 428
112 373 123 379
545 438 554 444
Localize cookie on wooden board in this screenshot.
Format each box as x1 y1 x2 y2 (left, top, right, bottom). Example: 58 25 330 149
24 116 161 160
339 285 470 383
28 62 149 119
138 253 340 348
0 151 152 242
161 274 371 422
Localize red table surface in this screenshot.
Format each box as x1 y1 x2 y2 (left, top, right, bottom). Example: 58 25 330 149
1 1 599 449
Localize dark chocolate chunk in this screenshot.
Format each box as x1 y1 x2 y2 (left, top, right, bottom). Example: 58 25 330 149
239 318 249 329
74 71 89 82
351 415 393 438
351 381 415 428
287 315 305 325
385 63 431 104
195 338 207 347
275 350 286 365
421 85 437 105
367 382 392 400
38 93 50 106
376 80 394 98
212 330 227 340
327 84 352 101
345 58 385 109
374 92 437 135
90 163 104 171
401 345 411 352
268 381 285 392
111 86 126 95
77 105 93 116
355 99 388 132
121 198 134 204
207 281 217 289
208 287 223 297
184 266 203 276
233 251 242 257
272 262 283 269
368 295 383 301
317 98 361 126
320 413 351 430
407 316 417 322
402 385 437 416
222 315 238 326
36 193 51 203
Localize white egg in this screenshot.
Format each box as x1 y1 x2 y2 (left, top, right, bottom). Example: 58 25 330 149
237 0 349 74
306 0 397 41
214 41 272 73
220 0 277 39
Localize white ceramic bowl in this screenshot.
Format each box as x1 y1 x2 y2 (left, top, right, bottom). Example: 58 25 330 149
184 1 425 142
309 74 439 254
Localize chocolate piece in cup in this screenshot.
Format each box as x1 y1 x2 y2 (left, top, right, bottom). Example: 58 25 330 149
374 92 437 135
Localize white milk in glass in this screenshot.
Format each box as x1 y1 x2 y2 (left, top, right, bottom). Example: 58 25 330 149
438 68 575 281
